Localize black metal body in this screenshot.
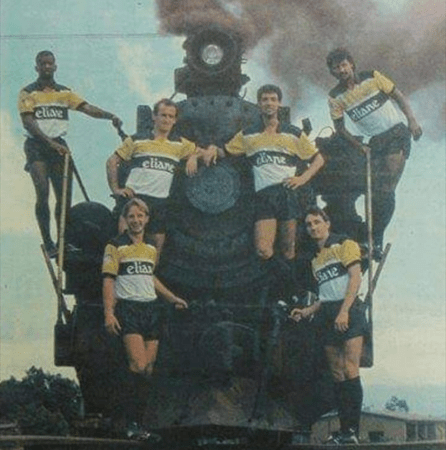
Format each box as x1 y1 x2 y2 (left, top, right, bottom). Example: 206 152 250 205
58 26 373 441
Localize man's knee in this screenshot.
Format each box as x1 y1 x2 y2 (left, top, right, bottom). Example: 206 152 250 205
282 245 295 261
344 360 360 379
256 245 274 261
128 360 147 375
330 366 345 383
129 360 155 376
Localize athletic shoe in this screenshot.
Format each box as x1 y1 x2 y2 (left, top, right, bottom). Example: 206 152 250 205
372 244 384 262
340 428 359 444
324 430 343 445
325 428 359 445
45 241 58 259
65 243 82 253
124 421 161 442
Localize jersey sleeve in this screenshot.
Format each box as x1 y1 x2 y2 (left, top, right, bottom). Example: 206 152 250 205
293 132 319 160
340 239 361 268
102 243 119 277
373 70 395 95
328 95 344 121
179 137 197 158
18 89 35 114
116 136 136 161
225 131 247 156
66 90 87 110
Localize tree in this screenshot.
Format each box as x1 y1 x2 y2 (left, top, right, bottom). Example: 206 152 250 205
0 367 82 435
385 396 409 413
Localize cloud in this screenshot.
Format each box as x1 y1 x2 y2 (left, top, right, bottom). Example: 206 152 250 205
116 38 183 104
0 340 75 381
363 315 446 385
0 111 38 234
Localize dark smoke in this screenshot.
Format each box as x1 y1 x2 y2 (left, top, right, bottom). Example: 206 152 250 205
156 0 445 111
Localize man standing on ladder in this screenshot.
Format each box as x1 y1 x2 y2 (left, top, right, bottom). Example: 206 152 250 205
326 48 422 260
18 50 122 257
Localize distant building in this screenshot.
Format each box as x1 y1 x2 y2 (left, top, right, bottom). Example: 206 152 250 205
0 422 23 450
0 422 20 436
311 410 446 443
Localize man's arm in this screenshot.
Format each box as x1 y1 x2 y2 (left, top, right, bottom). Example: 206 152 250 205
290 300 322 322
21 113 70 155
333 117 368 152
77 103 123 128
106 152 134 198
185 151 199 176
283 152 325 189
334 262 362 333
103 276 121 335
389 88 422 141
154 277 188 309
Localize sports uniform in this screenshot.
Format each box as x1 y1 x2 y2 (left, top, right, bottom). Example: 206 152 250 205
102 233 161 340
328 70 412 251
328 70 411 158
115 132 196 233
225 122 319 220
311 233 367 345
18 80 86 171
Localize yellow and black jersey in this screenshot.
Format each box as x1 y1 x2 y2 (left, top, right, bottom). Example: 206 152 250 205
311 234 361 303
18 80 86 138
102 233 157 303
328 70 401 137
225 122 318 192
116 132 196 199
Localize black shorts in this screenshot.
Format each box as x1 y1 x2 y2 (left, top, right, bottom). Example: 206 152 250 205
255 184 303 221
24 137 68 172
369 123 411 160
116 194 168 235
314 299 368 346
115 299 162 340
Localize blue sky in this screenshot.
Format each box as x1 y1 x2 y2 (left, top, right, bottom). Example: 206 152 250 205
1 0 445 415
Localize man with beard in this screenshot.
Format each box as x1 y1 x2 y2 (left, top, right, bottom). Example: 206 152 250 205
326 48 422 260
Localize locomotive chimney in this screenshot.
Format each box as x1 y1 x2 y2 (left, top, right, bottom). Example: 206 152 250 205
174 25 250 97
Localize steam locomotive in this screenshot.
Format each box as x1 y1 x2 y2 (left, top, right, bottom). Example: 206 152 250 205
57 25 372 447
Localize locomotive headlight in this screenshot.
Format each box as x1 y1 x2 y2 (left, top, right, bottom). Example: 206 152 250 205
185 26 241 75
201 44 224 66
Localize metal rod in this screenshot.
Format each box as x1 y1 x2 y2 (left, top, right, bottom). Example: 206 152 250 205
40 244 70 322
364 243 392 305
71 159 90 202
365 147 374 309
56 152 70 323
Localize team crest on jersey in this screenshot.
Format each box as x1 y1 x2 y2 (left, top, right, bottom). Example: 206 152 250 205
34 105 68 120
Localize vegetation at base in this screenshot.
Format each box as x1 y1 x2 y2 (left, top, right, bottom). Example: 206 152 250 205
0 366 82 435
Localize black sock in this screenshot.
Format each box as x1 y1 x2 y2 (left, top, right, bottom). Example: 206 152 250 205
124 371 150 425
372 192 395 247
134 373 151 424
334 381 347 433
340 377 363 435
